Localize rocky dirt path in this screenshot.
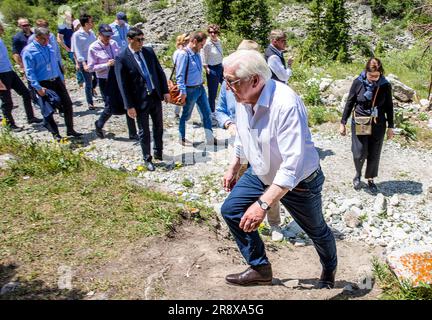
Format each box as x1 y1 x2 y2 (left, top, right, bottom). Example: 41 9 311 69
5 79 432 299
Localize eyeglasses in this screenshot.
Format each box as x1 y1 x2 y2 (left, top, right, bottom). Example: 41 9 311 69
223 76 242 88
209 31 218 34
20 24 30 28
134 37 145 42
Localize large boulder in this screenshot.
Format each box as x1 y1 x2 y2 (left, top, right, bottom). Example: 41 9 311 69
386 74 417 103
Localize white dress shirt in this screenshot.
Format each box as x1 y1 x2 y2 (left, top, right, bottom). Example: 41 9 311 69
201 38 223 66
234 80 320 190
267 45 292 83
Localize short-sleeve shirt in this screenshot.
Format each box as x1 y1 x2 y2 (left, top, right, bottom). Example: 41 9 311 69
12 31 33 55
57 24 74 49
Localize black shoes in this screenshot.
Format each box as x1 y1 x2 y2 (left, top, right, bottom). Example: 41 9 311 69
317 268 336 289
353 177 361 190
53 133 62 142
28 117 43 124
66 130 83 137
88 104 96 111
144 160 155 172
95 121 104 139
225 264 273 286
368 180 378 194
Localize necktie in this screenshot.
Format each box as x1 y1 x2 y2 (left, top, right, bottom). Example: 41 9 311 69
134 51 154 93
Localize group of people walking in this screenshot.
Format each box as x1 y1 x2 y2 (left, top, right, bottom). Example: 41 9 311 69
0 11 396 289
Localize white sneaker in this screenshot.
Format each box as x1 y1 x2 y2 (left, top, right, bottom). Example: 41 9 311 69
271 226 284 242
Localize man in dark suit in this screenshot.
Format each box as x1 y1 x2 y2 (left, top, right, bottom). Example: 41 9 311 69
115 27 169 171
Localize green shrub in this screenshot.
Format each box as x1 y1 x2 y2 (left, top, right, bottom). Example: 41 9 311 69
127 8 146 26
150 0 169 11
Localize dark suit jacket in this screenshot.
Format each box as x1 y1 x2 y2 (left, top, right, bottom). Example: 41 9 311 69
115 46 169 110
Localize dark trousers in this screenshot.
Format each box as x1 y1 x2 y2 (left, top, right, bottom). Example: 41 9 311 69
221 167 337 272
206 63 223 113
96 78 137 137
351 119 386 179
0 71 35 125
39 78 74 132
135 93 163 161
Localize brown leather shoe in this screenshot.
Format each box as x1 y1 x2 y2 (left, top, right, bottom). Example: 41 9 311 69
317 268 336 289
225 264 273 286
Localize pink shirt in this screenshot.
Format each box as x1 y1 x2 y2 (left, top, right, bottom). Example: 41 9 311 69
87 39 120 79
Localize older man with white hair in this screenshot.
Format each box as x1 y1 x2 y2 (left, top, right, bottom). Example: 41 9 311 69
220 50 337 289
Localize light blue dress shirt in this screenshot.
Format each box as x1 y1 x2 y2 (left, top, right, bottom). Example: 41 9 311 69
175 47 203 94
27 33 62 66
0 39 13 73
234 80 320 189
215 81 237 128
109 22 129 49
71 28 97 62
22 40 64 91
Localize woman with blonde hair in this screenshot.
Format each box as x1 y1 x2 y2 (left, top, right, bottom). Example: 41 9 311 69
172 33 189 118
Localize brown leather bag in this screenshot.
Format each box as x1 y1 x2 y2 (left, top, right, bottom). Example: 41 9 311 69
167 53 189 106
353 87 380 136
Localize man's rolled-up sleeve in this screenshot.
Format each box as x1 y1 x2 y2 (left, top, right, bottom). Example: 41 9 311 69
272 105 307 190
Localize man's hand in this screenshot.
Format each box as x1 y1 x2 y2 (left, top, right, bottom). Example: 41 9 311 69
163 93 170 103
75 63 80 71
339 123 346 136
227 123 237 137
239 202 266 233
387 128 394 140
107 59 115 67
287 56 294 68
127 107 137 119
223 166 239 192
37 88 46 97
0 80 6 91
179 93 187 105
205 66 210 75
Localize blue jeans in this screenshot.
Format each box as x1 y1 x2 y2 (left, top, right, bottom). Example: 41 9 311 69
221 167 337 271
68 52 84 85
206 64 223 113
79 61 94 106
179 85 213 141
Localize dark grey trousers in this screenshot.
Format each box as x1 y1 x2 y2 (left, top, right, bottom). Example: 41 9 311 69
351 119 386 179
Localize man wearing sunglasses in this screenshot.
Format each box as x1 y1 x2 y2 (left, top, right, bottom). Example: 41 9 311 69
220 50 337 289
115 27 170 172
265 30 293 84
12 18 33 76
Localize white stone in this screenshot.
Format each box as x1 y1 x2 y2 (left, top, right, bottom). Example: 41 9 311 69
319 78 333 92
374 193 387 214
390 195 400 207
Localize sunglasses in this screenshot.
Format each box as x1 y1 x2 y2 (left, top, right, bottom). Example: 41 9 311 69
209 31 218 34
134 37 145 42
20 24 30 27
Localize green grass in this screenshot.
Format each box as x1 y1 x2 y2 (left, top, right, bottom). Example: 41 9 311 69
150 0 169 11
372 258 432 300
0 131 213 299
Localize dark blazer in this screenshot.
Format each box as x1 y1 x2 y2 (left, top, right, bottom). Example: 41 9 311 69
115 46 169 110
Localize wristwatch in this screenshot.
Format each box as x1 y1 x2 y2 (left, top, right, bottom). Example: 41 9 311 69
257 199 271 211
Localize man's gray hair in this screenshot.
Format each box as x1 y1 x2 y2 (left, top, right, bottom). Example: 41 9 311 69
269 29 286 41
223 50 271 81
34 27 50 37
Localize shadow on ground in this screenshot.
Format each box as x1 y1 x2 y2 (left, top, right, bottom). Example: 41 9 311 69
0 263 86 300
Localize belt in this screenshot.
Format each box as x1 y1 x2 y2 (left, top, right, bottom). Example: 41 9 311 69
186 84 202 88
42 77 59 82
302 167 321 183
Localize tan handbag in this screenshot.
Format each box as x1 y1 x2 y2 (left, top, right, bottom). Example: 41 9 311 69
353 87 380 136
354 115 373 135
